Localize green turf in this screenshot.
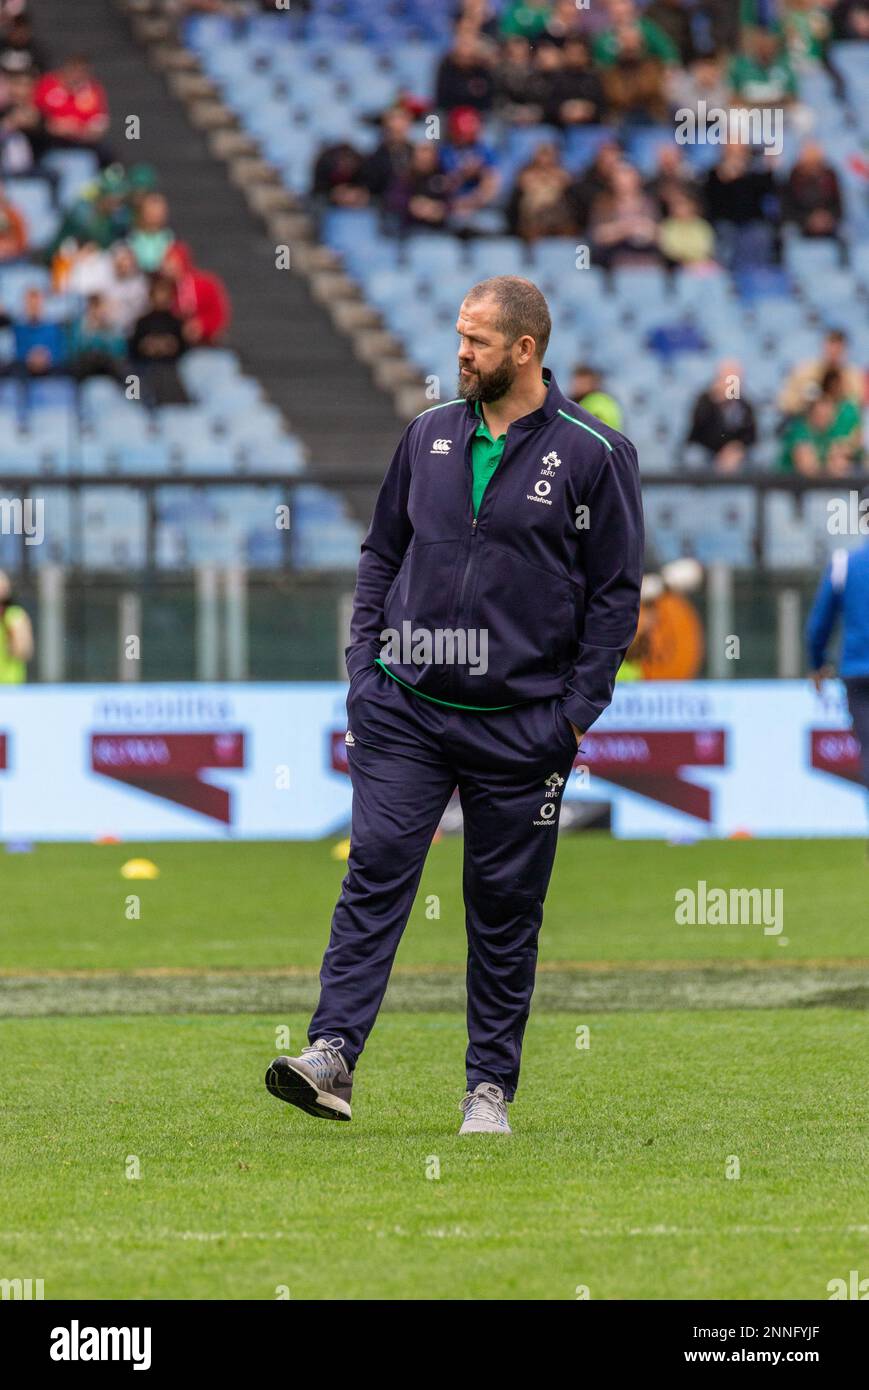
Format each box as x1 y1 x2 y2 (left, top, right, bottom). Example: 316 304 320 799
1 837 866 1300
0 1010 865 1300
1 837 866 972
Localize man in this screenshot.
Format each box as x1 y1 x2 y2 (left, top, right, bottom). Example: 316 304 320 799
570 362 623 430
32 53 111 165
440 105 501 235
0 570 32 683
686 358 757 472
12 286 67 378
807 535 869 812
778 329 865 420
266 277 643 1135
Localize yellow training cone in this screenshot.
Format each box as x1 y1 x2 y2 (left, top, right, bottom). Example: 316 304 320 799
120 858 160 880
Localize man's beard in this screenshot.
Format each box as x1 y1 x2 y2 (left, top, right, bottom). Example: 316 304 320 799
457 354 517 404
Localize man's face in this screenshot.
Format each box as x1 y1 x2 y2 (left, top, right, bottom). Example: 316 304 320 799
825 335 846 366
456 297 519 404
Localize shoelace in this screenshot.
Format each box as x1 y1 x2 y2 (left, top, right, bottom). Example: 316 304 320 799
461 1088 505 1125
300 1037 345 1076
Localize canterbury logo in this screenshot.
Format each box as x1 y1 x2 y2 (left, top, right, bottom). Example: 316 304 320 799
430 438 452 454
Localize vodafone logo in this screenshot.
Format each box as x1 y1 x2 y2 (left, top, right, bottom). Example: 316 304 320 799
533 800 558 827
527 478 554 507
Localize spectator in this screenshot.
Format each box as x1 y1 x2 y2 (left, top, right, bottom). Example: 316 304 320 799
703 142 778 270
729 27 797 108
645 143 701 216
644 0 697 65
128 273 189 406
435 26 495 113
162 240 231 346
540 0 587 44
779 387 861 476
311 140 369 208
33 54 112 165
668 50 732 117
506 141 575 241
600 22 670 124
0 569 32 684
821 365 864 454
0 13 47 73
440 106 502 235
781 140 843 241
658 190 716 267
782 0 833 67
545 37 605 128
778 329 866 417
47 169 129 256
566 139 623 231
0 64 40 171
0 181 26 258
68 292 127 381
128 191 174 272
589 160 662 268
593 0 679 67
456 0 501 41
362 106 413 203
104 241 149 334
393 142 450 231
11 286 67 377
831 0 869 38
686 359 757 471
500 0 554 41
570 362 623 429
494 36 545 125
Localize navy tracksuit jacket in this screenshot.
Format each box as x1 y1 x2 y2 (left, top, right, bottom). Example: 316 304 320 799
310 371 644 1097
807 541 869 793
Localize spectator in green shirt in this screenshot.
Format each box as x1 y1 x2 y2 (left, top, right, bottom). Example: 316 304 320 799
779 377 863 476
0 572 33 684
570 363 623 431
729 28 798 107
592 0 679 68
500 0 553 41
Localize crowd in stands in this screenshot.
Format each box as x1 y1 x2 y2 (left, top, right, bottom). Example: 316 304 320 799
0 1 230 406
312 0 857 272
304 0 868 475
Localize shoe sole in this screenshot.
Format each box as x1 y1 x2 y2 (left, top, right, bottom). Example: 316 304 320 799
264 1058 351 1121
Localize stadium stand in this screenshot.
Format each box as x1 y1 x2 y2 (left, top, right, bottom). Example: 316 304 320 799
161 0 869 571
0 0 382 572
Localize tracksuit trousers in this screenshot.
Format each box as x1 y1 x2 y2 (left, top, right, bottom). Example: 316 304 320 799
308 661 580 1099
845 677 869 795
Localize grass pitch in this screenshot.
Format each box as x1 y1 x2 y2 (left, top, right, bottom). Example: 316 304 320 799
0 837 866 1300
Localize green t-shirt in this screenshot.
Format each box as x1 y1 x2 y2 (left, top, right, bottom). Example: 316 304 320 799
579 390 623 432
0 605 27 684
729 52 797 103
471 400 506 517
500 1 552 40
778 399 861 472
592 17 679 67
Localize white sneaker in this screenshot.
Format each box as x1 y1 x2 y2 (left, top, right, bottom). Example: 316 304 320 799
458 1082 512 1135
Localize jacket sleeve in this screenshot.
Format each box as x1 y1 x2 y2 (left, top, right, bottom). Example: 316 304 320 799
805 563 841 672
345 423 415 680
561 439 644 733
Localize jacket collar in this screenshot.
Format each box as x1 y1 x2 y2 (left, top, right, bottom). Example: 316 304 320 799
463 367 567 433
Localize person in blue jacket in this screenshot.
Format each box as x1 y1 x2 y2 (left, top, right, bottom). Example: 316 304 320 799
806 533 869 807
266 275 644 1135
